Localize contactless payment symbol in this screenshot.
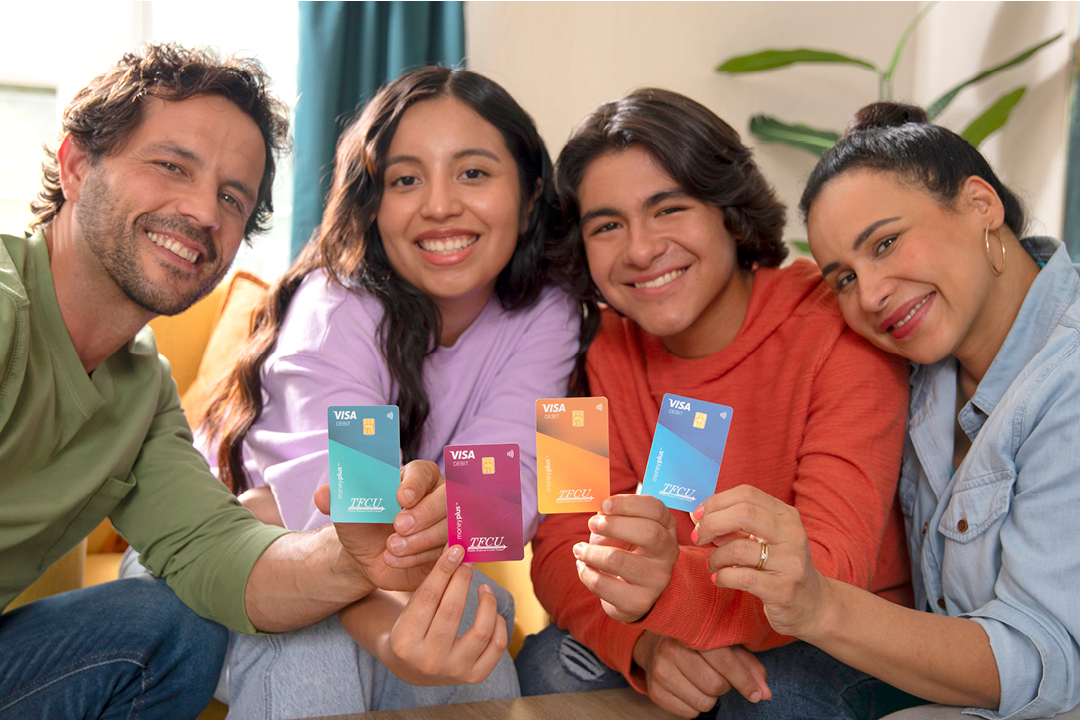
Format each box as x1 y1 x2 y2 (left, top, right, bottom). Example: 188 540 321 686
641 394 733 513
328 406 401 523
482 457 495 474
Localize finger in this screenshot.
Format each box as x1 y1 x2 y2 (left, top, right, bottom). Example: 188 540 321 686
649 683 706 719
693 484 778 521
732 645 772 701
452 583 502 670
652 661 719 717
700 647 761 703
706 537 774 574
394 484 447 538
575 556 653 622
397 460 442 509
695 501 781 548
588 514 675 558
673 650 733 704
602 494 676 529
387 519 449 559
574 543 660 599
427 563 476 645
313 484 331 516
383 544 444 569
464 598 509 683
399 544 464 630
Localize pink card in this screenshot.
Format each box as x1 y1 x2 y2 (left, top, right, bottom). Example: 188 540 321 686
444 443 524 562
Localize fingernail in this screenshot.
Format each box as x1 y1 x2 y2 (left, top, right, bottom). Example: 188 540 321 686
576 559 586 574
573 542 586 558
711 572 717 583
402 488 416 505
396 513 415 533
587 515 599 532
589 532 604 544
601 498 613 514
479 583 492 595
383 551 400 567
448 544 464 562
693 505 704 519
750 692 761 703
691 527 699 544
388 535 407 554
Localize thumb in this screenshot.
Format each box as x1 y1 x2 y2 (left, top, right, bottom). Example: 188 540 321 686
313 484 331 516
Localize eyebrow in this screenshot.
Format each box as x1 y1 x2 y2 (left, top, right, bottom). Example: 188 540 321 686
579 187 689 227
385 147 502 167
149 141 257 207
819 216 901 278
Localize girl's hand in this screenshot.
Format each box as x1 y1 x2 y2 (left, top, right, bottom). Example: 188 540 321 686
573 494 679 623
692 485 829 640
384 460 449 569
342 543 509 687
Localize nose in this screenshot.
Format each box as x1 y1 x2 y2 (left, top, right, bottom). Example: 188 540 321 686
857 267 894 314
420 175 464 221
176 181 221 232
623 224 666 269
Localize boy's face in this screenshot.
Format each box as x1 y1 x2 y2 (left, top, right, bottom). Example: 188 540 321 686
577 146 751 358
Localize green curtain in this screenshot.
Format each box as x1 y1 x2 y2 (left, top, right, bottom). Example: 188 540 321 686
291 1 466 259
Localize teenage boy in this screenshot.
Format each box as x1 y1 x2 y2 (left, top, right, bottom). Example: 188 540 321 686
0 44 467 719
517 89 918 719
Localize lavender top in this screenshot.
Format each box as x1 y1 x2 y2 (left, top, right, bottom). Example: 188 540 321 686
230 271 578 541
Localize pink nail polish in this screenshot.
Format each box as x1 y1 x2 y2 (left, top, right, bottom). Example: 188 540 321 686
711 572 717 583
691 527 699 544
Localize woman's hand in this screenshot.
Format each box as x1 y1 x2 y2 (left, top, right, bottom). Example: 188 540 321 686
573 494 679 622
339 543 508 687
632 631 771 718
692 484 829 640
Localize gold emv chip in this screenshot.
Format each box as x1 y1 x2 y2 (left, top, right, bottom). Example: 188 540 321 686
482 457 495 474
693 412 707 429
572 410 585 427
363 418 375 435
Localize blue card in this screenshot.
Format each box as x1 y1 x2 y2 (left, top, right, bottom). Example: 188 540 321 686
640 394 733 513
328 405 402 523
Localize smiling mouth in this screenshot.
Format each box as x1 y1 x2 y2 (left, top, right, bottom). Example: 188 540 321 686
889 294 932 332
147 231 199 263
417 235 478 255
634 268 686 289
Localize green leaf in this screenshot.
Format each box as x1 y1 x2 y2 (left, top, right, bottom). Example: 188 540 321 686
790 239 811 256
717 49 878 74
749 116 840 157
884 2 937 85
927 32 1061 119
960 87 1027 146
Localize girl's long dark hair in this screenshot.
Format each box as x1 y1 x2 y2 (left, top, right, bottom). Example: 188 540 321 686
203 66 594 494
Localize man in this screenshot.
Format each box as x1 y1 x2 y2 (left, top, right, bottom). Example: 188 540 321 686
516 89 918 719
0 44 466 719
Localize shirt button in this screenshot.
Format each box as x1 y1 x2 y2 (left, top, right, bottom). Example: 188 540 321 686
937 597 947 610
922 522 928 535
957 518 968 533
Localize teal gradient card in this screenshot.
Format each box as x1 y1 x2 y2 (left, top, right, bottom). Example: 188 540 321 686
640 394 733 513
328 405 401 523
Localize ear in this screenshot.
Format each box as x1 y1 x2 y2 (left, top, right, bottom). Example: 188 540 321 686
961 175 1006 231
57 134 92 204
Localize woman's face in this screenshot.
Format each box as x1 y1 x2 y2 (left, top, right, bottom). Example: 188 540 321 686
377 96 524 316
807 168 998 365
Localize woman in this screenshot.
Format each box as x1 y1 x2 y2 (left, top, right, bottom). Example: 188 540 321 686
693 102 1080 719
200 67 586 717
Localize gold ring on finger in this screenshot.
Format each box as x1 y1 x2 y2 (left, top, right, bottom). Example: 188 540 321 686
755 542 769 571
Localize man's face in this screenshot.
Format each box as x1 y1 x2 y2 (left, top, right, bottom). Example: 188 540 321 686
67 94 265 316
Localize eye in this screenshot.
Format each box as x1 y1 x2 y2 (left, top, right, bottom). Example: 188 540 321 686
836 271 857 292
460 168 487 180
390 175 419 188
158 161 182 173
219 192 241 210
873 234 898 256
657 206 686 217
588 221 620 237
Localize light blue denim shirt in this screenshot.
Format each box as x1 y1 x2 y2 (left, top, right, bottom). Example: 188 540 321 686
901 237 1080 719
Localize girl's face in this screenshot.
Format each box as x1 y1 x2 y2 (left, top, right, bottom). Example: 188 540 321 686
807 168 999 366
377 96 524 320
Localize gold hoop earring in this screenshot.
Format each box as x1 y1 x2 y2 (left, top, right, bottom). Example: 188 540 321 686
984 224 1005 276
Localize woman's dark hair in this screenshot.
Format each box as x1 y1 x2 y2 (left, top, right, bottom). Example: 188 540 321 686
799 101 1026 236
33 42 289 238
204 66 585 493
556 88 788 286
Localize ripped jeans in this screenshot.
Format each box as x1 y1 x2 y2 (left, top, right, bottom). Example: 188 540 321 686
514 625 923 719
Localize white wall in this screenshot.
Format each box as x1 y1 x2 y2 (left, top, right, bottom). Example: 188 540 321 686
466 1 1073 244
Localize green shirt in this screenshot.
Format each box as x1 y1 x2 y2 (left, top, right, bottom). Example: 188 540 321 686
0 230 288 633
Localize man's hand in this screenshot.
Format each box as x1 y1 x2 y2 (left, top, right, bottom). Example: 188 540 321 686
317 460 449 592
340 544 508 687
573 494 679 622
632 631 771 718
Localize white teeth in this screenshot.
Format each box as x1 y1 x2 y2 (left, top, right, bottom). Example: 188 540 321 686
147 231 198 263
634 268 686 289
893 295 930 329
418 235 478 255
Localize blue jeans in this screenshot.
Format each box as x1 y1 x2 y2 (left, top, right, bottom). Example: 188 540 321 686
516 624 926 719
0 575 227 720
224 567 521 719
